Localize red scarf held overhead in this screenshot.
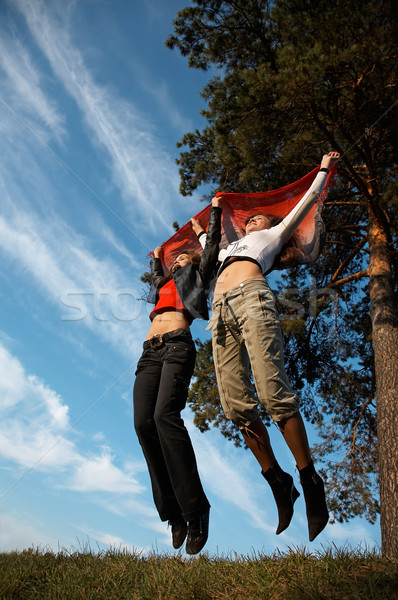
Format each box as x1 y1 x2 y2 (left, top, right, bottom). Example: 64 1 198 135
150 164 337 273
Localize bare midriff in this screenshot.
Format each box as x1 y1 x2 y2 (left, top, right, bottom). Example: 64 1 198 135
213 258 264 300
145 310 190 340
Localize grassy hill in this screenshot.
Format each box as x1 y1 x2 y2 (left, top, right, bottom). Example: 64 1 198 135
1 545 397 599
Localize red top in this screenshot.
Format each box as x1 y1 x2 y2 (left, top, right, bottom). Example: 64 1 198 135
149 279 192 324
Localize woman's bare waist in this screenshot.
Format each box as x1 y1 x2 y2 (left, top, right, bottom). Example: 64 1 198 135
145 310 190 340
214 259 263 297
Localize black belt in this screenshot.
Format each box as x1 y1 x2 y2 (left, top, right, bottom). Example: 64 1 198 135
143 328 191 350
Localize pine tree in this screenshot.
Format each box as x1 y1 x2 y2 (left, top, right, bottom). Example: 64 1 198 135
167 0 398 555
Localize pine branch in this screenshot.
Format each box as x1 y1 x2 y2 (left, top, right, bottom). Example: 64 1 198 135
329 269 369 288
330 235 368 284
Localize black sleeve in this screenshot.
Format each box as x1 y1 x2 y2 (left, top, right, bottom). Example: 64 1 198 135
198 206 222 283
146 257 169 304
150 257 168 288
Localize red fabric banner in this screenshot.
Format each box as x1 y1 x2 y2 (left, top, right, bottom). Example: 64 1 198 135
151 164 337 272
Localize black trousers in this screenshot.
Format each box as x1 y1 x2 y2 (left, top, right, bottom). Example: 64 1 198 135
133 329 210 522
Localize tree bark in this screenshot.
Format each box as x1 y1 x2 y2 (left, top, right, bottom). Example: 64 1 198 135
368 208 398 558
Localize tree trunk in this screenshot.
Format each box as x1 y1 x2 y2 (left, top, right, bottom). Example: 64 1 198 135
368 210 398 558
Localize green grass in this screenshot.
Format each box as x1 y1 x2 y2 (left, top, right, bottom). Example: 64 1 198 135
1 545 397 599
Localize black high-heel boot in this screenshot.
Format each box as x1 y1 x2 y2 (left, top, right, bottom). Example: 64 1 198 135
262 462 300 534
186 508 209 555
299 461 329 542
168 515 187 549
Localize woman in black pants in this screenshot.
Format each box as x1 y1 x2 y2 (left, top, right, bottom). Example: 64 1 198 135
133 197 221 554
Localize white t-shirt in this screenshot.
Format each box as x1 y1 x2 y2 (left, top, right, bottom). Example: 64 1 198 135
199 170 328 275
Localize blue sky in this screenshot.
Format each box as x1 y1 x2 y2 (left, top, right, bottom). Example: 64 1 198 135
0 0 380 557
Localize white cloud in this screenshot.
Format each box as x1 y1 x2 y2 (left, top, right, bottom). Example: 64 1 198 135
74 524 148 554
0 511 62 553
128 59 196 136
0 212 75 296
0 421 76 471
0 209 147 359
67 448 144 494
325 520 380 548
96 217 141 269
0 341 144 497
0 343 76 471
0 30 66 141
29 375 70 429
0 344 70 434
91 498 178 550
12 0 183 233
0 344 28 409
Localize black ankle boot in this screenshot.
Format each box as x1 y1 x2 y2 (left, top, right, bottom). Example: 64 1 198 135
262 463 300 535
186 508 209 555
299 461 329 542
168 515 187 549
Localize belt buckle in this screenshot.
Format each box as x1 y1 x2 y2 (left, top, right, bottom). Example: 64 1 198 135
150 333 163 349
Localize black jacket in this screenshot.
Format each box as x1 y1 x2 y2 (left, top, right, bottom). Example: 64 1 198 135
149 206 222 320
